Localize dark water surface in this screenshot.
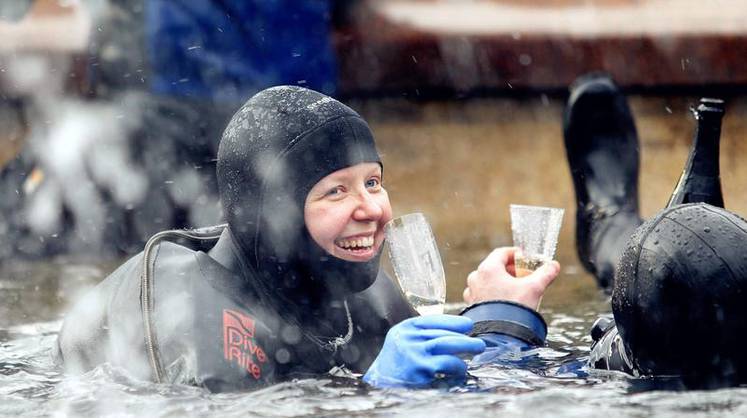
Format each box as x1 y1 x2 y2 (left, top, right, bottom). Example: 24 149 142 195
2 259 747 418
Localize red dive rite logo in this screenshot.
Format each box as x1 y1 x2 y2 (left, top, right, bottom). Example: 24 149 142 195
223 309 268 379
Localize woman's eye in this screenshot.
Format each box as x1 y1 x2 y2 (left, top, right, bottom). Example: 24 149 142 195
326 186 342 197
365 178 380 189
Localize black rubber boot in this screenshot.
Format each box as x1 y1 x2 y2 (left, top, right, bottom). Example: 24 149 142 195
563 73 643 290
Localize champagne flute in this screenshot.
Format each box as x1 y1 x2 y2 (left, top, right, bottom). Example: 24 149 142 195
509 204 564 278
385 213 446 315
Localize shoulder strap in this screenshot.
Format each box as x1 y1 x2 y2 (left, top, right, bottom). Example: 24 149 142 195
140 224 227 383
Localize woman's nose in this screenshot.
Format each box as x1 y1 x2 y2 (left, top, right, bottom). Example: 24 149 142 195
353 192 383 221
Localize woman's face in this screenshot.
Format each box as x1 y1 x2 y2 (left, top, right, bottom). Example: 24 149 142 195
304 162 392 262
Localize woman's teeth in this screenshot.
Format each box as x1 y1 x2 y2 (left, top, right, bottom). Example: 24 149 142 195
336 236 374 249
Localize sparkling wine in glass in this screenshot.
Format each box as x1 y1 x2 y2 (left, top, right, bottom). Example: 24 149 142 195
510 204 564 278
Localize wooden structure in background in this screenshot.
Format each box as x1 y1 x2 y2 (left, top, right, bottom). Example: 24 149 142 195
335 0 747 94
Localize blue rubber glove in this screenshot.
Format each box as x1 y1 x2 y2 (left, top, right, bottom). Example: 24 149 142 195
363 315 486 388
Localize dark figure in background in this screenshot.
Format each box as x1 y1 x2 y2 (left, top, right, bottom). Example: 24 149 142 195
564 73 747 388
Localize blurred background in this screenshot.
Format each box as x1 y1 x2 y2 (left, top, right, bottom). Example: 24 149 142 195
3 0 747 309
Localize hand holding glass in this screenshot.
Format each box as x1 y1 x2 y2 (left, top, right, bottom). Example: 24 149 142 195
510 204 564 277
385 213 446 315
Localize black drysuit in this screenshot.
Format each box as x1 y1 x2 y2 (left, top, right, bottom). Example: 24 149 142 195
57 226 413 392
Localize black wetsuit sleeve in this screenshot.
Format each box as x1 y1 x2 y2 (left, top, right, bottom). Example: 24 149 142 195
456 301 548 368
460 300 547 346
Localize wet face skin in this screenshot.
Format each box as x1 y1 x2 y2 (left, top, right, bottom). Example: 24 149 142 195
304 162 392 262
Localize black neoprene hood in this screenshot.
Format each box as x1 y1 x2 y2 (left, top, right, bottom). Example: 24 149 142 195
612 203 747 383
216 86 382 301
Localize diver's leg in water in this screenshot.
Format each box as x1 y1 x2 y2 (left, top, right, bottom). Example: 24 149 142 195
563 74 643 290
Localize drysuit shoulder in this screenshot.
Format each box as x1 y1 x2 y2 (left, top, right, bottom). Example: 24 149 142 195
56 240 202 381
57 228 277 390
57 252 152 379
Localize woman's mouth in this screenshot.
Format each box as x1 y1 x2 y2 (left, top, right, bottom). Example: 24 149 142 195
334 235 375 258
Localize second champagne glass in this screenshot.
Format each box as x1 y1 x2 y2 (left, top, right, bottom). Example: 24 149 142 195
509 204 564 277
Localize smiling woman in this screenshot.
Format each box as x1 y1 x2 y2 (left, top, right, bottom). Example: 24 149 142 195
304 162 392 262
